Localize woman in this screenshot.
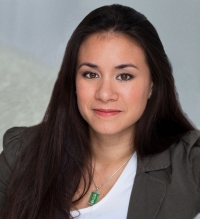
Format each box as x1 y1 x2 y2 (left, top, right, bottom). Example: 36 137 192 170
0 4 199 219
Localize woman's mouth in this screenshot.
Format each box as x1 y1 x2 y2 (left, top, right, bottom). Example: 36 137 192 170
93 109 121 117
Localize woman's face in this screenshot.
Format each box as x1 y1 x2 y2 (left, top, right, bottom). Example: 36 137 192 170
76 32 153 137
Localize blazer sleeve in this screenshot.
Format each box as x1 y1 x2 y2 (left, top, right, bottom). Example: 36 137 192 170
0 127 26 213
190 139 200 190
184 130 200 203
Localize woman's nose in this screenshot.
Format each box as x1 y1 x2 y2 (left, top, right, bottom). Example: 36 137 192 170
95 79 119 103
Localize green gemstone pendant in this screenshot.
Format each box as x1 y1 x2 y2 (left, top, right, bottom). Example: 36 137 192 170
88 190 100 206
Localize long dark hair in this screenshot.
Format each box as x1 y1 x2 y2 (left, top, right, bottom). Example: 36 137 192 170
2 4 195 219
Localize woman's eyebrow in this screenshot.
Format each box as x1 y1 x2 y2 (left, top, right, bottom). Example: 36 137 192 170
77 63 138 70
115 64 138 69
78 62 98 69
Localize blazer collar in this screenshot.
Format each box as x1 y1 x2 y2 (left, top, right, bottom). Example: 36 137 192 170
127 131 200 219
127 147 171 219
142 130 200 174
137 146 171 174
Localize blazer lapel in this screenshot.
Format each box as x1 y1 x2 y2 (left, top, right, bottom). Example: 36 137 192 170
127 149 171 219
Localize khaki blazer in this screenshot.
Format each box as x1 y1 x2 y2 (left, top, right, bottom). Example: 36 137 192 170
0 126 200 218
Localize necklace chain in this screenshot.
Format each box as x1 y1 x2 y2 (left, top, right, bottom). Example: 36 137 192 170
93 153 133 190
87 154 134 205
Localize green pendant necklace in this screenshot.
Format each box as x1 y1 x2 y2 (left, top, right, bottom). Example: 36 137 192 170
87 154 133 206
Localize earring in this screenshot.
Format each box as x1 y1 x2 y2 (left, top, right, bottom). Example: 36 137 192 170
148 91 152 99
149 83 153 99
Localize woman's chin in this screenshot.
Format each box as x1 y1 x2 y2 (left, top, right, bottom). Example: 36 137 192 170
89 125 134 137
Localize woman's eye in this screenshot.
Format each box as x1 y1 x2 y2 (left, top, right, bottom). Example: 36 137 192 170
116 73 133 81
82 72 99 79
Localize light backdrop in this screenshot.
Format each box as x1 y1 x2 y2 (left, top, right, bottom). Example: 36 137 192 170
0 0 200 151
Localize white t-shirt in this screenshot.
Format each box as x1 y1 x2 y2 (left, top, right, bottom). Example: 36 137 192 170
71 152 137 219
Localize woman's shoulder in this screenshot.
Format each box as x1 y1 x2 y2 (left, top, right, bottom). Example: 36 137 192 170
142 130 200 185
172 130 200 160
0 126 39 213
182 130 200 184
180 130 200 150
2 125 39 170
2 127 26 171
171 130 200 188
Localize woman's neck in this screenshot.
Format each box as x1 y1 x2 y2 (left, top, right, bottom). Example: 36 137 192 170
89 129 134 166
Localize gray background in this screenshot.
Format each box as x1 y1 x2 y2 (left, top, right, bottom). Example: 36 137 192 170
0 0 200 152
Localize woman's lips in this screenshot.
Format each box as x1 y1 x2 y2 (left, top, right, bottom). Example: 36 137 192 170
93 109 121 117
